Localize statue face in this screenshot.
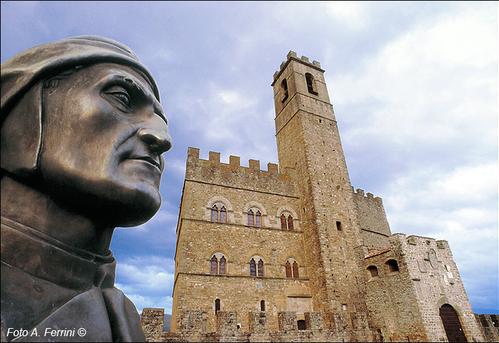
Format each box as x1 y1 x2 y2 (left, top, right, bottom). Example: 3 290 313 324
40 63 171 226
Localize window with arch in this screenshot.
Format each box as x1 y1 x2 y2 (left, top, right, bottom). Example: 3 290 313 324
250 257 264 277
280 213 294 230
386 259 399 273
258 259 264 277
281 78 289 102
210 254 227 275
292 261 299 278
285 258 299 279
305 73 318 95
367 265 379 278
247 209 262 227
285 261 292 278
211 204 227 223
219 256 226 274
248 209 254 226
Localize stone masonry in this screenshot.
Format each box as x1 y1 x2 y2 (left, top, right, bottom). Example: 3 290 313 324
141 52 493 342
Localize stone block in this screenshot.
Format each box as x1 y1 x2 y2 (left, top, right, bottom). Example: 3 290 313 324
248 311 266 334
209 151 220 163
179 310 207 334
216 311 238 336
304 312 323 331
278 312 297 332
141 308 164 342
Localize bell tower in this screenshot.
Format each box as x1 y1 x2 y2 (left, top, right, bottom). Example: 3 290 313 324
272 51 368 320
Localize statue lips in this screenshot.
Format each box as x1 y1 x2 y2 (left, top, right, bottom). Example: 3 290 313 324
127 155 162 172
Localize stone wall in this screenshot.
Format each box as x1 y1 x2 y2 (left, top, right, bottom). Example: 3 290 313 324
352 188 391 249
475 314 499 342
143 309 371 342
172 148 311 332
364 244 427 341
396 234 484 342
363 233 486 342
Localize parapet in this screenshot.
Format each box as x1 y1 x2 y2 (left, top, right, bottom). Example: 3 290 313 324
272 50 324 86
352 187 383 205
475 314 499 342
187 147 280 175
185 147 296 197
404 235 449 250
142 309 370 342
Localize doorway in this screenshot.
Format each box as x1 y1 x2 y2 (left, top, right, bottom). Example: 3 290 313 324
439 304 467 342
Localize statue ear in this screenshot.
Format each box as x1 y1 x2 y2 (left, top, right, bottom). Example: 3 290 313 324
1 83 43 177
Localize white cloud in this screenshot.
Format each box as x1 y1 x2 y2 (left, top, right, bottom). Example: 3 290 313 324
134 208 177 232
115 255 175 313
323 2 370 31
332 6 497 153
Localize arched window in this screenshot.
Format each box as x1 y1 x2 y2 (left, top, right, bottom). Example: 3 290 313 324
215 298 221 314
211 205 219 222
386 259 399 273
260 300 266 311
211 254 227 275
281 78 289 102
305 73 318 95
219 256 226 275
250 257 264 277
292 261 299 278
285 259 299 278
219 206 227 223
250 258 256 276
367 265 379 277
248 209 254 226
210 255 218 274
248 208 263 227
211 203 228 223
285 261 292 278
280 214 287 230
255 210 261 227
257 259 264 277
287 215 294 230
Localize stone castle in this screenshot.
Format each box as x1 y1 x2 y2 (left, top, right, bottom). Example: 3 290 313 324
141 52 498 342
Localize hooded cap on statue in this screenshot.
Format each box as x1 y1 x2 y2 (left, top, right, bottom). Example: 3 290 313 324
0 36 160 177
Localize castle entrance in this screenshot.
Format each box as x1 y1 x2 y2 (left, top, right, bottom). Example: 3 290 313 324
439 304 467 342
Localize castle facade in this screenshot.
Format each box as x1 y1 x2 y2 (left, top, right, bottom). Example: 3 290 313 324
143 52 494 342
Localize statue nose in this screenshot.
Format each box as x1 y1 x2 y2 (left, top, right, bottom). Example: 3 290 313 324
138 128 172 154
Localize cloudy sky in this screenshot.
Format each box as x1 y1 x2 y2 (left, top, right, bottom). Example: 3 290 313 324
1 1 497 315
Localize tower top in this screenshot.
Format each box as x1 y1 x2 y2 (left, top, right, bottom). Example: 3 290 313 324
271 50 324 86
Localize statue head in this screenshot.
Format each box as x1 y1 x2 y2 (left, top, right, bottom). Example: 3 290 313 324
1 36 172 227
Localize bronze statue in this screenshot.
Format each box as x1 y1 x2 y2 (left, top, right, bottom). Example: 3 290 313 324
1 36 172 342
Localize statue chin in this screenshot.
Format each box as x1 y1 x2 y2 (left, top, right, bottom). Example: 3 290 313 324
40 174 162 228
113 188 161 227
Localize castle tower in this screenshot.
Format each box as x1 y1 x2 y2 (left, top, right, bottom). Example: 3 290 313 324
271 52 368 319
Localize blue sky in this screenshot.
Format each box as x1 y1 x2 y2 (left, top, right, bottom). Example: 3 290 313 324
1 1 497 315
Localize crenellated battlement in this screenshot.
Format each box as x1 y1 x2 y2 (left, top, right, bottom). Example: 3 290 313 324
392 233 450 251
141 308 371 342
185 147 296 197
352 187 383 206
187 147 280 175
271 50 323 85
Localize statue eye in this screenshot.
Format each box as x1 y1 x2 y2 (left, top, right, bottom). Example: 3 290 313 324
110 91 130 107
